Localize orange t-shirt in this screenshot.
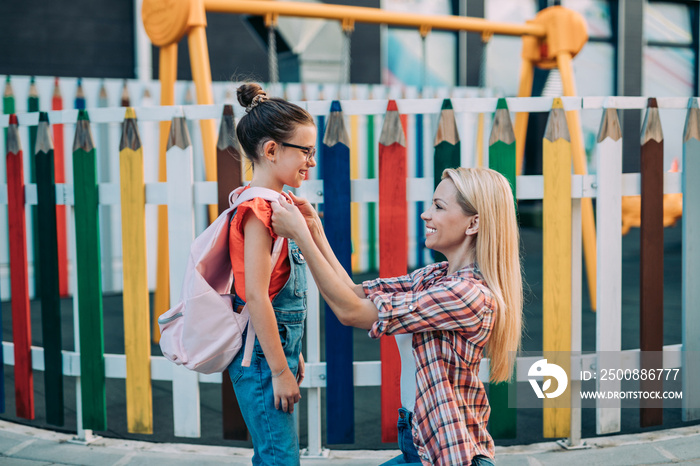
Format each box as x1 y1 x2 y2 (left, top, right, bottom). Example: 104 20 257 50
229 194 290 302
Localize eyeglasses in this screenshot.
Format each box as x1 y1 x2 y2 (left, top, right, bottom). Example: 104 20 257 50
281 142 316 162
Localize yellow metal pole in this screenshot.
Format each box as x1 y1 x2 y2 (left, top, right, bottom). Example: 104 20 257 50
188 0 219 222
514 57 534 176
557 51 597 311
203 0 546 37
153 43 177 343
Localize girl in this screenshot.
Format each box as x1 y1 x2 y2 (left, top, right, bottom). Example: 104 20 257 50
271 167 523 465
228 83 316 465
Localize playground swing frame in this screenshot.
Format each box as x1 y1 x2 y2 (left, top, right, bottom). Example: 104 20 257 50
141 0 599 320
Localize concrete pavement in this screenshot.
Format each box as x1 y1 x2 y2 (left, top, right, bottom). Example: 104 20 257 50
1 420 699 465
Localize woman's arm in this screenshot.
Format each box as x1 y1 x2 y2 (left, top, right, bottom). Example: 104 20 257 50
280 192 365 298
243 215 301 413
272 201 378 329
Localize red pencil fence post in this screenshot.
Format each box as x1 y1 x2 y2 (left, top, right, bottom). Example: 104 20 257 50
6 114 35 420
378 100 407 442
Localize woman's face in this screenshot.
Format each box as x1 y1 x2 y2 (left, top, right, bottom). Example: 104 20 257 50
420 179 476 255
274 124 317 188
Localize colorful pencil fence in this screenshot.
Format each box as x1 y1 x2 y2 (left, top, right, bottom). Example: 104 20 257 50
0 93 697 454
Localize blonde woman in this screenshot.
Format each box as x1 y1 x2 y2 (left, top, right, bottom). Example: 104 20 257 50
271 167 523 465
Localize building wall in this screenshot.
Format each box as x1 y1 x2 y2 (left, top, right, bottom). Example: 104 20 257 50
0 0 134 79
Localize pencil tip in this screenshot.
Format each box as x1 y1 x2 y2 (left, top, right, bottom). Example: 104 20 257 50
223 104 233 116
330 100 342 112
387 100 398 112
124 107 136 119
496 98 508 110
39 111 49 123
648 97 658 108
9 114 18 125
77 109 89 121
441 99 453 110
551 97 564 109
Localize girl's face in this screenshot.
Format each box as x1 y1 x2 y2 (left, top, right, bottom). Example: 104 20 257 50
274 124 317 188
420 179 477 255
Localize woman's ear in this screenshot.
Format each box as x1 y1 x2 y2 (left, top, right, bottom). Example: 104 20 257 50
263 140 277 163
465 214 479 236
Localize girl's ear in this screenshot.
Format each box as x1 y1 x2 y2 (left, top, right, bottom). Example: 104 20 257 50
263 140 277 163
465 214 479 236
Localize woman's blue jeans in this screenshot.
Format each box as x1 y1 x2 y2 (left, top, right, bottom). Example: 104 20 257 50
380 408 496 466
380 408 422 465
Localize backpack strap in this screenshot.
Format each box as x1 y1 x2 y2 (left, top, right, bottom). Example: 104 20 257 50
228 186 287 368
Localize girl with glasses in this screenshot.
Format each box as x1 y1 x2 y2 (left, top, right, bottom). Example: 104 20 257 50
227 83 316 465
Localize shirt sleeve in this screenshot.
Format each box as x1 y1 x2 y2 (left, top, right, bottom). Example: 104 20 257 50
362 262 444 297
362 273 413 297
232 198 276 239
367 278 493 338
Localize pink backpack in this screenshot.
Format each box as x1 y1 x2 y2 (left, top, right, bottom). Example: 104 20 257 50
158 186 285 374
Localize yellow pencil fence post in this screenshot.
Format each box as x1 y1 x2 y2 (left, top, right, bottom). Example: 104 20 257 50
542 98 571 438
119 108 153 434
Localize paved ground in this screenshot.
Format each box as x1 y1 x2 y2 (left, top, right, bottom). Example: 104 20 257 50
0 419 699 465
2 220 700 461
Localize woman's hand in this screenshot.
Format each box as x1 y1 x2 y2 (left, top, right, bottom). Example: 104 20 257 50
284 191 321 231
297 353 305 386
272 367 302 413
271 198 309 240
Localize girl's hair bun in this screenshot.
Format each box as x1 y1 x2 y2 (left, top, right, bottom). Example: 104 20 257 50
237 83 267 109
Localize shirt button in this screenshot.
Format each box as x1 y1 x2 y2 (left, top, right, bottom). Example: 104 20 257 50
409 305 414 310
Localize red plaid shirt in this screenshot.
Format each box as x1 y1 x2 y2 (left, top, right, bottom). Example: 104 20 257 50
364 262 495 466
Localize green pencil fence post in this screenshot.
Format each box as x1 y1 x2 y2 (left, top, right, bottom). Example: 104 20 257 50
488 98 517 438
72 109 107 430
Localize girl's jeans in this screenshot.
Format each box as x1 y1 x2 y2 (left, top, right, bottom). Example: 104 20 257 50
228 239 307 466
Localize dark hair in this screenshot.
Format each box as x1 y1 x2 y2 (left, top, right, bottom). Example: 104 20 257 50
236 83 314 164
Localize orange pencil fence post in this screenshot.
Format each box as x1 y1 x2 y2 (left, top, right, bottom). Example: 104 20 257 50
378 100 407 443
6 114 35 420
52 78 69 296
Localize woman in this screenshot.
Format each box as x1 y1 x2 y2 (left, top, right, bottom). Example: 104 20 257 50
271 167 523 465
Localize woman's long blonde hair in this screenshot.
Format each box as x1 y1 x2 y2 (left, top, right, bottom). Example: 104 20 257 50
443 167 523 383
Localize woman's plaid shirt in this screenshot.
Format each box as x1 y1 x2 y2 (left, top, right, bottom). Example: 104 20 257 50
363 262 495 466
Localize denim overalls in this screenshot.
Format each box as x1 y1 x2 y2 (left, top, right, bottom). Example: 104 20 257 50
228 235 307 466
